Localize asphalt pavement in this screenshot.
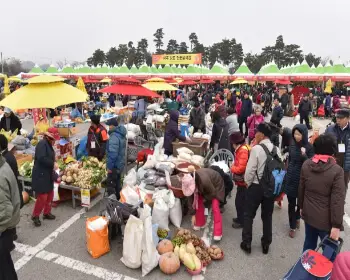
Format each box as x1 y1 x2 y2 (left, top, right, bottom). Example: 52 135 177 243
12 116 350 280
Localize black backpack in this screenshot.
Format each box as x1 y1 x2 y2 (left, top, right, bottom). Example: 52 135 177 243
256 144 286 198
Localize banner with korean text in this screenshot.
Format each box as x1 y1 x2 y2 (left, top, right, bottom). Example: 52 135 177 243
152 53 202 65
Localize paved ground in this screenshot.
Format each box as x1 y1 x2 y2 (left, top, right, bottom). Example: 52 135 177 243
12 116 350 280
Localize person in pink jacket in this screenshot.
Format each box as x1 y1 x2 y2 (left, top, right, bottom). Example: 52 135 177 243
331 252 350 279
247 106 264 143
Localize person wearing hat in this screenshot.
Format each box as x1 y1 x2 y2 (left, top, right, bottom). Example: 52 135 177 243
0 107 22 135
326 108 350 192
298 93 312 129
230 132 250 229
87 115 108 161
105 118 126 199
31 132 58 227
241 122 282 255
189 101 206 134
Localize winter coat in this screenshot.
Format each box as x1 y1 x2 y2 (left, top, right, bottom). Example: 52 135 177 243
281 127 293 154
333 96 341 111
189 107 205 130
226 114 239 135
230 94 237 106
231 144 250 187
284 124 314 198
325 123 350 171
108 95 115 107
203 92 212 105
298 157 345 232
106 125 127 172
0 156 20 233
195 168 225 203
164 110 186 155
298 99 312 116
236 100 242 116
280 93 289 107
247 114 265 139
210 118 230 150
331 252 350 280
87 124 108 161
240 98 253 120
32 138 56 194
0 113 22 135
210 165 233 203
325 95 331 108
271 105 283 126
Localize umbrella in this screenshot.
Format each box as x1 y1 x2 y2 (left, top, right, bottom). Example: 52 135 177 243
25 75 65 84
100 77 112 83
165 78 179 84
3 75 10 96
275 79 292 85
98 78 159 98
0 80 88 110
199 79 214 84
344 82 350 87
114 77 140 84
142 77 178 91
76 77 87 93
0 73 5 78
8 76 22 83
83 78 100 83
291 85 309 96
179 80 197 86
230 78 248 85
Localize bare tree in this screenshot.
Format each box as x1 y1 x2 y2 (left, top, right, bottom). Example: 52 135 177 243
56 61 65 69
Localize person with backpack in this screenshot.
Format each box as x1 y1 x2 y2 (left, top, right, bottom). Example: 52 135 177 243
241 123 284 255
87 115 108 161
284 124 314 238
230 132 250 229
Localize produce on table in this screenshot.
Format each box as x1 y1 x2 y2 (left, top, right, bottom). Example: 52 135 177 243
186 242 196 254
183 252 196 270
208 245 224 260
159 252 180 275
174 245 180 258
171 236 184 247
157 239 174 255
157 228 168 239
179 244 186 261
0 129 18 142
19 161 34 178
195 245 212 266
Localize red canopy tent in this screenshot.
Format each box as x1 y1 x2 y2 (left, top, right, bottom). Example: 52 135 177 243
98 78 159 98
275 79 292 85
199 79 215 84
344 82 350 87
179 80 197 86
291 85 310 104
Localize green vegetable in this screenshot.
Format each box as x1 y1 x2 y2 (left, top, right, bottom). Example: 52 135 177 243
171 236 184 247
157 229 168 239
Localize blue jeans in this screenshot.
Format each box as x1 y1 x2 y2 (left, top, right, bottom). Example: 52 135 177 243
303 223 328 252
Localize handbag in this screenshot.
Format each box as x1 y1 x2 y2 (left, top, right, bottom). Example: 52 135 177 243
214 127 224 152
232 173 245 182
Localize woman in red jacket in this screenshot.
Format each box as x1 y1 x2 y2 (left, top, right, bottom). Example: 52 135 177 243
230 132 250 229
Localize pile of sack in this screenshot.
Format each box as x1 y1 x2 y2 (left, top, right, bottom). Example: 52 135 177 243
125 123 141 141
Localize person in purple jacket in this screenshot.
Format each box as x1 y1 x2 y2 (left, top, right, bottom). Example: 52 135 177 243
164 110 190 156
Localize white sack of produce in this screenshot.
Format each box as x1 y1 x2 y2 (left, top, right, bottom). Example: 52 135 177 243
141 205 160 277
191 155 205 167
210 160 230 173
121 215 144 269
123 168 137 188
147 103 160 110
137 167 147 182
125 123 141 134
152 199 170 230
153 189 175 208
178 152 192 162
121 186 140 205
87 217 108 231
193 132 203 138
143 155 156 169
202 134 211 141
169 198 182 228
152 115 165 123
146 115 153 124
127 131 136 141
177 147 194 155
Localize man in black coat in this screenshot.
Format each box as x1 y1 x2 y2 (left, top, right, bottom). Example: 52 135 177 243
298 94 312 129
271 97 284 128
239 92 253 137
0 108 22 135
189 102 206 133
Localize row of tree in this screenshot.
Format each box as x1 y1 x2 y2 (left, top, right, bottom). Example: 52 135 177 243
86 30 324 74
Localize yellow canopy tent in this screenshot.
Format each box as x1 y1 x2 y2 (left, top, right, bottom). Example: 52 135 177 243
100 77 112 83
142 77 177 91
230 78 248 85
8 76 22 83
76 77 87 93
2 75 10 96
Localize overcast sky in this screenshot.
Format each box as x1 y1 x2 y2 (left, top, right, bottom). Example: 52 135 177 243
2 0 349 65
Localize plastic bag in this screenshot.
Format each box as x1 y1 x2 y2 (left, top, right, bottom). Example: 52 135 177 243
178 152 192 161
191 155 205 167
127 131 136 141
169 198 182 228
53 182 60 202
121 215 143 269
123 168 137 188
141 205 160 277
121 186 140 205
152 199 170 230
143 155 156 169
177 147 194 155
86 216 110 259
210 160 230 173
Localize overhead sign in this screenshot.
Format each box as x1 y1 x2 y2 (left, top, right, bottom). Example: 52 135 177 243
152 53 202 65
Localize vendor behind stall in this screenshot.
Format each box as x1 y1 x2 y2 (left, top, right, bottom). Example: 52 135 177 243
164 110 190 157
87 115 108 161
0 107 22 135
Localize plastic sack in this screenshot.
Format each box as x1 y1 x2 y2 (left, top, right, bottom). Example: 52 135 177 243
121 186 140 205
53 183 60 202
147 103 160 110
127 131 136 141
210 160 230 173
152 199 170 230
191 155 205 167
141 205 160 277
177 147 194 155
152 224 160 246
178 152 192 161
143 155 156 169
123 168 137 188
169 198 182 228
121 215 143 269
86 216 110 259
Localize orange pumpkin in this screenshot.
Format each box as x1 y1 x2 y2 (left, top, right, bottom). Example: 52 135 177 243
157 239 174 255
22 191 30 204
159 252 180 275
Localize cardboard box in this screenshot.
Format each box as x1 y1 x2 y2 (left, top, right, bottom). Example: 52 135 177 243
15 154 33 167
58 127 77 138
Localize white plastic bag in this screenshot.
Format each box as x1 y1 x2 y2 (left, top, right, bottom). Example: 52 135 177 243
169 198 182 228
53 183 60 202
152 199 170 230
121 186 140 205
141 205 159 276
191 155 205 167
147 103 160 110
178 152 192 161
177 147 194 155
143 155 156 169
123 168 137 187
210 160 230 173
87 217 108 232
127 131 136 141
121 215 143 269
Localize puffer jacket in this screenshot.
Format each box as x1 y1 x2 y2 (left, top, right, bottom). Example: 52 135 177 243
284 124 314 198
106 125 127 172
247 114 264 139
298 157 345 231
0 156 20 233
210 118 230 150
164 110 186 155
195 168 225 203
325 123 350 172
231 144 250 187
331 252 350 280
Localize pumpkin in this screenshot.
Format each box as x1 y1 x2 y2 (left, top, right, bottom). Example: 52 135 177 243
157 239 174 255
159 252 180 275
22 191 29 204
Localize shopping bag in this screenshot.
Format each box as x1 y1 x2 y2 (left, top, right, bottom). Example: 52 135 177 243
86 216 110 259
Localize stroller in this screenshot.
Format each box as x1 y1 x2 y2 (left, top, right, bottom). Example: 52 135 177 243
283 236 343 279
